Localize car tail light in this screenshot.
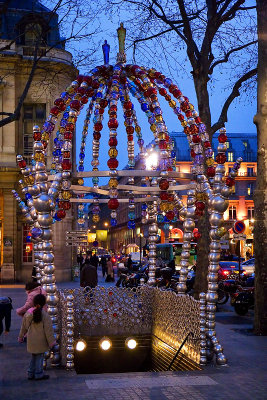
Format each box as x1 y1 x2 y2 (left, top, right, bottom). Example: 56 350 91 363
223 270 229 276
111 257 116 263
230 265 236 268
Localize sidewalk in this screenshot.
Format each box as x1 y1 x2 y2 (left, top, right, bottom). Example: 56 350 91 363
0 273 266 400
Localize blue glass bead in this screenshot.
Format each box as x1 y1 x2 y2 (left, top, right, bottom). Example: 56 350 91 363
94 109 99 115
92 177 99 184
26 235 31 243
154 107 162 115
138 139 144 146
128 221 135 229
43 121 54 133
198 124 206 133
172 216 178 222
96 92 103 98
55 149 61 156
128 160 135 167
79 153 85 159
164 223 170 230
78 165 84 172
148 116 156 124
171 150 176 158
157 214 164 223
52 218 56 224
141 103 149 112
25 193 32 200
52 151 56 156
93 116 99 123
31 227 43 238
60 92 69 100
54 213 61 221
54 138 59 145
141 204 147 210
128 211 135 219
205 149 213 158
111 218 117 227
164 78 172 87
194 154 204 165
173 107 181 115
31 159 36 166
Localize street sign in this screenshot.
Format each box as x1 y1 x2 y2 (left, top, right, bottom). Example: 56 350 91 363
220 239 229 249
233 233 246 241
233 220 246 234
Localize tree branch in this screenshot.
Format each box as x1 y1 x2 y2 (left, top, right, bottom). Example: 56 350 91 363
211 68 257 134
209 40 257 74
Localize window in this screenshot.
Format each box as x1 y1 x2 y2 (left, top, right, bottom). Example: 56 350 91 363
228 152 234 162
247 167 254 177
23 103 46 159
22 224 33 263
247 207 254 219
246 150 253 162
225 141 230 149
247 183 254 196
243 141 248 148
229 206 237 220
25 23 44 46
176 165 180 172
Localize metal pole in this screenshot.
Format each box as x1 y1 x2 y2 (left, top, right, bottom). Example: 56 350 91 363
238 240 241 281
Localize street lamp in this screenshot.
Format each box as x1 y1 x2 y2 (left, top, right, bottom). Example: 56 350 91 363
104 222 108 227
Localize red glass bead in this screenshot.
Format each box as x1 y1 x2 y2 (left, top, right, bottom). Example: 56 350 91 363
109 110 117 118
54 98 65 108
169 84 177 94
160 192 168 201
83 76 92 86
159 74 165 81
33 132 42 141
165 94 171 101
178 114 184 121
159 140 167 149
184 126 190 135
190 149 196 158
99 108 105 115
125 110 132 118
150 94 157 101
159 178 169 191
64 132 73 140
66 123 74 132
172 89 182 98
93 132 101 140
42 141 47 149
94 122 103 132
62 159 71 170
70 100 81 111
154 71 161 79
50 106 60 116
190 124 199 134
86 88 95 97
180 101 190 112
184 96 189 102
77 87 86 96
109 137 118 146
159 87 167 96
76 75 84 84
108 198 119 210
126 126 134 134
195 201 205 211
193 231 202 240
62 202 71 210
110 105 117 112
216 153 227 164
100 99 108 108
168 194 174 202
218 133 227 143
204 141 211 148
63 151 70 158
107 158 119 169
92 80 100 89
166 211 175 221
120 75 127 84
167 167 173 172
57 209 66 219
18 160 26 168
108 118 118 129
225 177 235 187
192 134 201 144
124 101 133 110
195 117 201 124
185 111 192 118
195 209 204 217
207 166 216 177
127 134 133 141
81 96 88 104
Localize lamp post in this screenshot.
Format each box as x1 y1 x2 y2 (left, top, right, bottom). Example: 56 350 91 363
138 233 143 266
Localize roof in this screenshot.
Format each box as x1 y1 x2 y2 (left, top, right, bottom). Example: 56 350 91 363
0 1 50 13
170 131 257 162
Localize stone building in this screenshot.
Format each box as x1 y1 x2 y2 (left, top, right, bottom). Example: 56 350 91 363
0 0 77 282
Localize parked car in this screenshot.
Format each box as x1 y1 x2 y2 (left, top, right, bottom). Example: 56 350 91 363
241 258 255 275
218 261 244 279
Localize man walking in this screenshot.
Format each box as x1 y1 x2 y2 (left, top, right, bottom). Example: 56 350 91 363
80 256 98 288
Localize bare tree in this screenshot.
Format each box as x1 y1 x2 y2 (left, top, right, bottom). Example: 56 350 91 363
0 0 101 128
98 0 257 295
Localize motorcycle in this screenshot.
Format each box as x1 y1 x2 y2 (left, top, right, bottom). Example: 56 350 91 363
217 275 254 305
231 286 254 316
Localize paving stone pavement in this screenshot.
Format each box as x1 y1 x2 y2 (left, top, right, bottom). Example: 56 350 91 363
1 276 267 400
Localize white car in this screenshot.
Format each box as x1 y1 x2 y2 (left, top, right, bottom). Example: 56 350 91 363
241 258 255 275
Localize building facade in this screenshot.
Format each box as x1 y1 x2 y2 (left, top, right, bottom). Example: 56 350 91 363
107 132 256 257
0 0 77 282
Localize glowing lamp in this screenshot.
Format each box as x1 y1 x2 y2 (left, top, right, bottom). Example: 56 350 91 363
75 339 87 352
99 337 112 351
125 338 137 349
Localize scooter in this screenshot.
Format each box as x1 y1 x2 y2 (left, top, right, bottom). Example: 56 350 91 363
232 287 254 316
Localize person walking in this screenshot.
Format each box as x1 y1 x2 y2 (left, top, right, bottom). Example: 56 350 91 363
16 282 46 317
100 256 107 277
0 296 12 348
106 256 114 282
80 258 98 288
18 294 56 380
90 252 99 269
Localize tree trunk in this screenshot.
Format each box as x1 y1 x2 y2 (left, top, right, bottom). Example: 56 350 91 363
253 0 267 335
193 74 211 298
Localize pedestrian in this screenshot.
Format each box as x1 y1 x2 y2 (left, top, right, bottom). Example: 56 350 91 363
80 258 98 288
18 294 56 380
100 256 107 277
77 252 85 270
16 282 47 317
31 266 37 282
106 256 114 282
0 296 12 348
126 254 133 271
90 252 99 269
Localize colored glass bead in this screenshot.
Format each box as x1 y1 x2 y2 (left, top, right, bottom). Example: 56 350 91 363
108 198 119 210
216 153 227 164
107 158 119 169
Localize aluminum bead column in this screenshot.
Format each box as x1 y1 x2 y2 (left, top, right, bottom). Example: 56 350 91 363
147 178 159 285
